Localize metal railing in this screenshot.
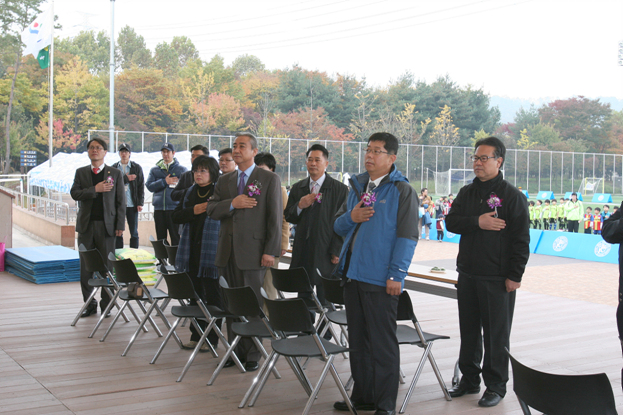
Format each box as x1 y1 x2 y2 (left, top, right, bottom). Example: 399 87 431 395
2 186 72 225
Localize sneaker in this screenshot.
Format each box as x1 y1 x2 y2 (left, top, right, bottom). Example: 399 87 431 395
426 237 430 240
182 340 198 350
199 342 211 352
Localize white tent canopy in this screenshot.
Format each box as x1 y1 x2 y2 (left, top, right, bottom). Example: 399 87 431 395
28 150 219 197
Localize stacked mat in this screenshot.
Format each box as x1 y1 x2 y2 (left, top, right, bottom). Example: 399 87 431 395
5 246 80 284
115 248 158 285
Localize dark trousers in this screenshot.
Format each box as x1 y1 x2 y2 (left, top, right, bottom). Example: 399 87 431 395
437 230 444 241
116 206 139 249
344 279 400 412
78 220 114 310
568 220 579 233
154 210 180 246
219 247 265 362
456 273 516 397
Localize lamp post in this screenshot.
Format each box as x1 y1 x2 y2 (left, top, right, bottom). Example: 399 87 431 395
109 0 115 151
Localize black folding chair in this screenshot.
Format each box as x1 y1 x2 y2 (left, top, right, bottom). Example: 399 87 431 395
164 244 177 267
151 273 236 382
242 298 356 415
319 274 349 348
71 245 133 329
149 235 174 289
100 254 173 349
207 277 280 386
509 351 618 415
397 291 451 413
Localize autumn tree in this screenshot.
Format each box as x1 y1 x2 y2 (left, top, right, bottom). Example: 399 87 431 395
429 105 459 146
115 67 182 133
240 70 279 137
51 57 108 136
35 118 81 152
539 96 613 153
271 107 353 141
232 54 265 78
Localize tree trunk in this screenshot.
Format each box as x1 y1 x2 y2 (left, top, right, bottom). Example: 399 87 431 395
4 51 21 174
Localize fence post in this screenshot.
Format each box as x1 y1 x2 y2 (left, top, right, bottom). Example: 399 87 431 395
141 132 145 151
288 138 291 186
187 134 190 151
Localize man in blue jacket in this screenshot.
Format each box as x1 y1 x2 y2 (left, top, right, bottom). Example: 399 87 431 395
146 143 187 245
333 132 419 415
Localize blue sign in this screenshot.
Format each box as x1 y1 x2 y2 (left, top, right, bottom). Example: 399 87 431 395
535 230 581 259
591 193 613 203
574 234 618 264
529 229 543 253
564 191 583 201
521 190 529 198
536 191 555 200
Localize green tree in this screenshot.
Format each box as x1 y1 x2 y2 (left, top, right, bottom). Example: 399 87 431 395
0 0 47 172
117 26 151 70
232 54 265 78
56 30 112 75
153 36 198 78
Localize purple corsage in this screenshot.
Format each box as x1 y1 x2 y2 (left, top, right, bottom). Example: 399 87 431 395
247 180 262 197
361 191 376 207
315 193 323 203
105 175 114 185
487 193 502 217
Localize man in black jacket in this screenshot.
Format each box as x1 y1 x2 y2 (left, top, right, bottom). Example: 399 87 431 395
284 144 348 304
445 136 530 408
602 201 623 389
112 143 144 249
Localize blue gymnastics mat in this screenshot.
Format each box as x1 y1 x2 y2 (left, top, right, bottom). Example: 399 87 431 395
5 246 80 284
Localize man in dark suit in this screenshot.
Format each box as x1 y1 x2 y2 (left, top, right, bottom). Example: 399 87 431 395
207 132 282 371
284 144 348 304
71 138 126 317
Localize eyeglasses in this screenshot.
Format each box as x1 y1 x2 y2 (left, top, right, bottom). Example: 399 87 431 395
193 169 210 175
89 146 105 151
219 158 234 163
470 155 497 163
365 148 389 156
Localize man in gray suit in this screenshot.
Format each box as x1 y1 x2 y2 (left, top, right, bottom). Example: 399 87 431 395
71 138 126 318
207 132 282 371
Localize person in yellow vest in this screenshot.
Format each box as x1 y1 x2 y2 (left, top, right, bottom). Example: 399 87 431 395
550 199 558 230
528 201 535 228
557 198 567 231
542 200 551 230
565 192 583 233
583 206 593 234
533 200 543 229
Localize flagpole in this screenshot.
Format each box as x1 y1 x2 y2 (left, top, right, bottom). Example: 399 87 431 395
48 0 54 167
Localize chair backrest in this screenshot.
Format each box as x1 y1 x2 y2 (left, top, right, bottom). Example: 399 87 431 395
264 298 315 334
397 291 418 323
162 273 199 301
149 237 170 261
221 285 265 319
270 267 313 294
509 352 618 415
110 257 143 284
79 248 109 275
164 245 178 266
320 275 345 305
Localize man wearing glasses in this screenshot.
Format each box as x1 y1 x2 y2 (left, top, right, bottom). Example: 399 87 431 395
71 138 125 318
333 132 419 415
445 136 530 408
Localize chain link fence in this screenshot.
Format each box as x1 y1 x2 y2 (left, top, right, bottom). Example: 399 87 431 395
88 130 623 195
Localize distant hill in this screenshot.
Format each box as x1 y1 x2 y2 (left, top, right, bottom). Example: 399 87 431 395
490 96 623 124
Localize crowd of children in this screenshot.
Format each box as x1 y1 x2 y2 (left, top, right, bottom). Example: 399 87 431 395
528 197 615 234
419 193 453 242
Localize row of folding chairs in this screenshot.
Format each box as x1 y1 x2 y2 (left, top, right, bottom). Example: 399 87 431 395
71 243 451 415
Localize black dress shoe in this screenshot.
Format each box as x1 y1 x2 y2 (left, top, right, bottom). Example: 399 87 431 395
244 361 259 371
478 390 503 407
223 359 236 368
333 401 376 411
374 410 396 415
81 308 97 318
448 382 481 398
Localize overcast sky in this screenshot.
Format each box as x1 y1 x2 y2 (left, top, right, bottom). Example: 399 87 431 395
45 0 623 101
